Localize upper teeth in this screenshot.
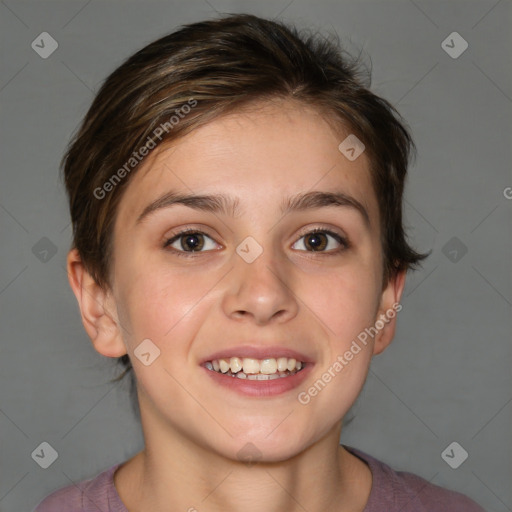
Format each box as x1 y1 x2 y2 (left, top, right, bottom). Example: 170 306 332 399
207 357 303 375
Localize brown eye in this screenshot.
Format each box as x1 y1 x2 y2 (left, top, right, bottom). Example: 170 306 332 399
179 233 205 251
292 229 347 253
304 232 328 251
165 231 218 253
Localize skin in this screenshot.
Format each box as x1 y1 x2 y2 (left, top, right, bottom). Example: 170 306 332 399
67 98 406 512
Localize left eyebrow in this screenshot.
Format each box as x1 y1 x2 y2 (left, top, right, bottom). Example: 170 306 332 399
281 191 370 227
136 190 370 227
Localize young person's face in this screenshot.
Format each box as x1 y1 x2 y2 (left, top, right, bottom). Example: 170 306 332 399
83 100 404 461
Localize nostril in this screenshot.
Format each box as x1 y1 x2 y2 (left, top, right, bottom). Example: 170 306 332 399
272 309 287 320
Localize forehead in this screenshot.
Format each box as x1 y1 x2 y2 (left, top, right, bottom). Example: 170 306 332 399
116 100 378 226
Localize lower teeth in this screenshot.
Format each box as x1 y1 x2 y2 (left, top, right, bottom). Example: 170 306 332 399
245 372 283 380
207 368 301 380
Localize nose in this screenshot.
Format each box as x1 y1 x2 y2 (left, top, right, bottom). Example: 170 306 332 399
221 247 299 326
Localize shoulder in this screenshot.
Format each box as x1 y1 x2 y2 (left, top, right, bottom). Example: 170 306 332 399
33 464 124 512
343 445 486 512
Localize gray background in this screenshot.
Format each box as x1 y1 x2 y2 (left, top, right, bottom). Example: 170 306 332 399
1 1 510 511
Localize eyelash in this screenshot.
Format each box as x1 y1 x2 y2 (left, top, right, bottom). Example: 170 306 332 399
163 227 350 259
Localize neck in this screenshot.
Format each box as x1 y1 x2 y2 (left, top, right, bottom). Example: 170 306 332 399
115 406 371 512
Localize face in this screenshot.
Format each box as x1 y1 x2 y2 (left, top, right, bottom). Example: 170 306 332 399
99 99 402 462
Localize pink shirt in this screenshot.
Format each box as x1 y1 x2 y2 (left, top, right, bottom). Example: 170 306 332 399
34 445 486 511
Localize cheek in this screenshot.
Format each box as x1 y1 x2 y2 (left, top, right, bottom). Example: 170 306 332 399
304 260 381 345
116 259 220 350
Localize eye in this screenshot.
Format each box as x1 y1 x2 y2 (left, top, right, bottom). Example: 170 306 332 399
164 230 219 253
292 228 348 252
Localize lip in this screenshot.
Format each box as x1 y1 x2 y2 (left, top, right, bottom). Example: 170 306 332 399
202 362 314 397
200 345 314 365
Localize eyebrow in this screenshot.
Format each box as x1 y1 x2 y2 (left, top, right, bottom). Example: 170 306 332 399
136 190 370 227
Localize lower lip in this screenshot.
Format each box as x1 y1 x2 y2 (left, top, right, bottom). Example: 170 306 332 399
202 364 313 397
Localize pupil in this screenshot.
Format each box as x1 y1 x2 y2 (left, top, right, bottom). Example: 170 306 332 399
183 234 203 251
306 233 327 251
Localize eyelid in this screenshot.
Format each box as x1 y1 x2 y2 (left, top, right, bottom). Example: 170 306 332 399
296 225 347 240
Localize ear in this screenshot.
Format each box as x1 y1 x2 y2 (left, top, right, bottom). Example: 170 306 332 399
372 270 406 356
66 248 127 358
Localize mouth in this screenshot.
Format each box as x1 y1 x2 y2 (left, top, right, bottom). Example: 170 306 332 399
203 356 305 380
200 347 313 397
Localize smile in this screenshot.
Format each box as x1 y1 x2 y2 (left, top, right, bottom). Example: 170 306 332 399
204 357 304 380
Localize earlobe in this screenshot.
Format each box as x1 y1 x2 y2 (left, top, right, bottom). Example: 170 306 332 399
372 270 406 356
66 249 127 358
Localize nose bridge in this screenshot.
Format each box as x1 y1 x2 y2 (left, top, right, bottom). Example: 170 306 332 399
221 239 298 324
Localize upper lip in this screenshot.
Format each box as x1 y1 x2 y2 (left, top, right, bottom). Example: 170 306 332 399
201 345 314 364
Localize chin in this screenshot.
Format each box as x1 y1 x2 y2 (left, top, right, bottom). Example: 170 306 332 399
219 424 311 464
226 441 304 465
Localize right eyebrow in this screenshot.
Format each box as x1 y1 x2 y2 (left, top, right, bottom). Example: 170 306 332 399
136 191 240 225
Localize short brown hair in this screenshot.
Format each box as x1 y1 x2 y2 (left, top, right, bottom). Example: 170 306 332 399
62 13 427 378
